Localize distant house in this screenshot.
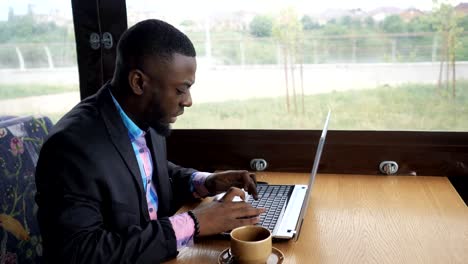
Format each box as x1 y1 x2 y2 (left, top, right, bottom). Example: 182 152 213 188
349 8 367 18
317 8 351 24
369 6 402 22
34 10 72 27
210 11 257 31
400 8 425 22
349 8 368 23
8 5 72 28
313 8 368 25
455 3 468 15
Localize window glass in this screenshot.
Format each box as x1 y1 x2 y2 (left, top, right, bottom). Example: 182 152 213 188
0 1 79 123
128 0 468 131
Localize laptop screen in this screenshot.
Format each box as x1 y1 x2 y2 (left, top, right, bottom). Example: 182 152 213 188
294 110 331 241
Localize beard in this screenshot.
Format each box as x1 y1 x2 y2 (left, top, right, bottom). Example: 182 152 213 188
143 85 185 137
152 120 171 137
146 93 173 137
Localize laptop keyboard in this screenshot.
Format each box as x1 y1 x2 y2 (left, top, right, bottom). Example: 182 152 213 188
247 185 293 232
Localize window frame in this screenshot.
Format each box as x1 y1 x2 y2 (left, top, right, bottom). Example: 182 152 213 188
71 0 468 204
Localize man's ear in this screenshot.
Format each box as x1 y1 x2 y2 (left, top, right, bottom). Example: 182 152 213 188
128 69 145 95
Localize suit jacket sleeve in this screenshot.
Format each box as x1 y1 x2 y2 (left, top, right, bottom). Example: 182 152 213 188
35 132 178 264
167 161 199 210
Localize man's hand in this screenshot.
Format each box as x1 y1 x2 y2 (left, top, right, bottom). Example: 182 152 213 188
192 187 265 236
205 170 259 200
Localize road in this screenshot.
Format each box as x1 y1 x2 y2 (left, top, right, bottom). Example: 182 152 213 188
1 62 467 117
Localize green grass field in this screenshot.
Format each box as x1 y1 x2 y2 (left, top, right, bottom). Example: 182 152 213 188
174 82 468 131
0 84 77 99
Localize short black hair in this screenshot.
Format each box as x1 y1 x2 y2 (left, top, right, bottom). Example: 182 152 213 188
114 19 196 83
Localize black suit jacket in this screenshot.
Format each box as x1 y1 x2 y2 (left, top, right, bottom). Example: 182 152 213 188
35 85 197 264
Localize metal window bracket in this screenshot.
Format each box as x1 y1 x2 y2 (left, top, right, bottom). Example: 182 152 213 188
89 32 101 50
379 161 399 175
250 158 268 171
89 32 114 50
101 32 113 49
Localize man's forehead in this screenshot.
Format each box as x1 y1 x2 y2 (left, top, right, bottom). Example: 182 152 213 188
142 53 196 82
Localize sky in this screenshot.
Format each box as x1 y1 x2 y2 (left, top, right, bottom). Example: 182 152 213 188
0 0 464 21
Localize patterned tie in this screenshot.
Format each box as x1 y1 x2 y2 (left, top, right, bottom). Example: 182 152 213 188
134 135 158 220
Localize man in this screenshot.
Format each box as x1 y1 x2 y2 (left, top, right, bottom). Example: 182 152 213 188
35 19 264 263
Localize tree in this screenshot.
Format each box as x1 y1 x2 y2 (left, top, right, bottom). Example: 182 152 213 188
381 15 406 33
432 1 463 97
180 20 196 27
0 11 68 44
458 15 468 31
301 15 319 30
340 16 353 28
249 15 273 37
408 15 435 32
273 8 304 114
365 17 376 28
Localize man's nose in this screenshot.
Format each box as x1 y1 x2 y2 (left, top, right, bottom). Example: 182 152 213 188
181 90 192 107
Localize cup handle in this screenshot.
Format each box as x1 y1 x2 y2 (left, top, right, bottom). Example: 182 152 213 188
221 249 234 264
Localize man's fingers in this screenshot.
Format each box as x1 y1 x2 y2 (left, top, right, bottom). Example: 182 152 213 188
238 216 261 226
229 205 265 221
219 197 265 218
233 207 265 226
237 207 265 218
195 189 266 235
220 187 245 202
243 172 258 199
249 173 257 186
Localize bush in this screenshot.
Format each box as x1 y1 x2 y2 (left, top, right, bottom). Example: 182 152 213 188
249 15 273 37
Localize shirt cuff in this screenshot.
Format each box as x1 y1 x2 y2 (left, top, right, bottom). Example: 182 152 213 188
190 172 212 198
169 213 195 250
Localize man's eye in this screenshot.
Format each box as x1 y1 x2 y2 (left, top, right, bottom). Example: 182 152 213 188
177 87 188 95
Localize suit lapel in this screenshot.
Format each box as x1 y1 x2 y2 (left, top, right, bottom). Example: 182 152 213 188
97 85 145 199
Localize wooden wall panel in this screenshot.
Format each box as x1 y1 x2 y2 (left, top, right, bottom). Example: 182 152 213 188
167 130 468 174
167 130 468 204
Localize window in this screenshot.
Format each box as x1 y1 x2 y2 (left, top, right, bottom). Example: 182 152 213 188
68 0 468 202
127 0 468 131
0 1 79 123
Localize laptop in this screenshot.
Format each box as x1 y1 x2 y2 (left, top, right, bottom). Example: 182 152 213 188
217 110 330 240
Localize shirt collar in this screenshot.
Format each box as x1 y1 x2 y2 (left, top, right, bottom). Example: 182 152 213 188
109 89 144 141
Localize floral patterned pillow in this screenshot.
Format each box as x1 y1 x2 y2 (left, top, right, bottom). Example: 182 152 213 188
0 116 53 264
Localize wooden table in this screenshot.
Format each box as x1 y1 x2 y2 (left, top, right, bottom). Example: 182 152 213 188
164 173 468 264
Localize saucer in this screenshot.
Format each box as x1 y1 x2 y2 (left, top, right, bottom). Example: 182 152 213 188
218 247 284 264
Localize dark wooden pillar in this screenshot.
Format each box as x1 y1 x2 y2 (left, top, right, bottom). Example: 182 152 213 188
71 0 128 100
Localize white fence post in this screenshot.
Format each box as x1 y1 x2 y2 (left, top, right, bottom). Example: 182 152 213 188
44 46 54 69
15 46 25 71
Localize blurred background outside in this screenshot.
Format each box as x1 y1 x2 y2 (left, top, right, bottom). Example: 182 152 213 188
1 0 468 130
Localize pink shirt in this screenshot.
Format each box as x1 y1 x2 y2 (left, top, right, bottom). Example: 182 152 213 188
169 172 211 249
